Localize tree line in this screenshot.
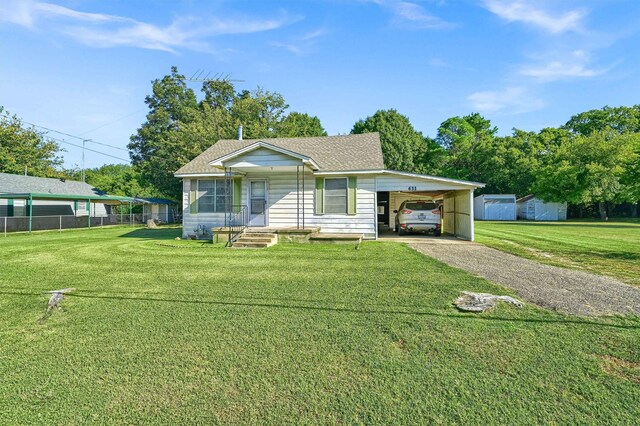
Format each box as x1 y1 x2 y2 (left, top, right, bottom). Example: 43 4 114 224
1 67 638 218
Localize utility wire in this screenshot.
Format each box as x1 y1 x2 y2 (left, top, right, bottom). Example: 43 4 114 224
22 120 129 152
46 135 131 163
76 109 145 137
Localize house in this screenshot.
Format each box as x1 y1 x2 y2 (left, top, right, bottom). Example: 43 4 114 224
174 132 484 241
139 198 178 223
517 195 567 221
474 194 517 221
0 172 136 232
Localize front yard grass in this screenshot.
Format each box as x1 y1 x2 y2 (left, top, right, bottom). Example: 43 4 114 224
475 219 640 287
0 227 638 424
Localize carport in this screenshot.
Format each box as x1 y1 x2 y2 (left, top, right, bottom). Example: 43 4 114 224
374 171 484 241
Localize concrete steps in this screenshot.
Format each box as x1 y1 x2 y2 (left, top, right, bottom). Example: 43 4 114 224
231 232 277 249
308 233 363 244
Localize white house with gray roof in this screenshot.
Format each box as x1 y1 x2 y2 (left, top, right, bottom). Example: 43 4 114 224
175 132 484 242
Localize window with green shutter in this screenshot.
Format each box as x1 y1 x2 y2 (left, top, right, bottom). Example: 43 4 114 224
315 176 357 215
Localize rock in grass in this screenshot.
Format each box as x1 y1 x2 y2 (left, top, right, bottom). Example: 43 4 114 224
454 291 523 312
44 288 76 311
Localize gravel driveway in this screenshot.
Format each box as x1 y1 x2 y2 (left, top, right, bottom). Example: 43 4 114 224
408 241 640 316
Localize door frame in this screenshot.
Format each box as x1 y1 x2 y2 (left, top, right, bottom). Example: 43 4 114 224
248 179 269 227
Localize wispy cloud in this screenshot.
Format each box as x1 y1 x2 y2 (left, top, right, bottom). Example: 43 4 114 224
483 0 586 34
369 0 455 29
270 27 327 56
468 87 544 114
0 1 298 53
519 50 611 81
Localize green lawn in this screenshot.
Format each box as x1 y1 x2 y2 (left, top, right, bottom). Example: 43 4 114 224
475 219 640 287
1 227 638 424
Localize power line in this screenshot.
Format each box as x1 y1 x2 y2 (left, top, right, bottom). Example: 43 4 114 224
46 135 130 163
22 120 129 152
76 109 146 137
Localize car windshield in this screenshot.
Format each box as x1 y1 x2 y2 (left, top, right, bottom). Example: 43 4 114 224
405 202 437 210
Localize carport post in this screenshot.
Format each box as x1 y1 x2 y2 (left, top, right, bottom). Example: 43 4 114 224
28 194 33 233
129 201 133 226
469 190 475 242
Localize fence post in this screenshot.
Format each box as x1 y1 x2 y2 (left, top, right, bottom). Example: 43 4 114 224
59 215 62 233
101 216 103 227
4 217 6 237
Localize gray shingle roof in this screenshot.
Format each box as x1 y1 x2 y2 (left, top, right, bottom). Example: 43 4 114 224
0 173 107 196
175 132 385 175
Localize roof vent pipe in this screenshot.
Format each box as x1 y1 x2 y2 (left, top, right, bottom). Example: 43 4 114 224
237 125 243 140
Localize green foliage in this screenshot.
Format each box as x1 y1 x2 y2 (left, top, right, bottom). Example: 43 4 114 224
533 131 636 209
129 68 327 199
0 107 63 177
274 112 327 137
351 109 428 173
564 105 640 135
82 164 158 198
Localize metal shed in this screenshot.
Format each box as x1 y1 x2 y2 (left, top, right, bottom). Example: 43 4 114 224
474 194 517 221
516 195 567 221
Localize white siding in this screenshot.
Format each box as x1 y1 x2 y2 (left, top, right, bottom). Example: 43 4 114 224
181 173 376 239
226 148 303 168
376 174 471 192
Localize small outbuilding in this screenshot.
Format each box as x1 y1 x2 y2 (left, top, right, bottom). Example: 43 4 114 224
516 195 567 221
474 194 517 221
139 198 178 223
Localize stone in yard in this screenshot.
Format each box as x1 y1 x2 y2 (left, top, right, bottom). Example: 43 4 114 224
454 291 523 312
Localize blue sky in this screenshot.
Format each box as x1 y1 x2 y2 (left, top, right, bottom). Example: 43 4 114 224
1 0 639 169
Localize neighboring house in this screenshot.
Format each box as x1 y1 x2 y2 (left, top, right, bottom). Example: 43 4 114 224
474 194 517 221
0 172 110 217
139 198 178 223
517 195 567 221
174 132 484 240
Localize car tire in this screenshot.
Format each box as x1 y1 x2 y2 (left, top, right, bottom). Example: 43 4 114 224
434 229 441 237
398 227 406 236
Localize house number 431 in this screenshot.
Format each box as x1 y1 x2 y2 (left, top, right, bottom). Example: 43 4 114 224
408 186 417 190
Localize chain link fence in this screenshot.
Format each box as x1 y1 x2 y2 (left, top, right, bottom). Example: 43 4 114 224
1 212 178 236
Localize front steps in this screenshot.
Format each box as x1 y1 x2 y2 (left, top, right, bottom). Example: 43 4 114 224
231 232 277 249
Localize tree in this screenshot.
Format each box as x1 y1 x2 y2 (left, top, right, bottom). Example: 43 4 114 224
435 113 497 183
533 130 636 218
274 112 327 137
128 67 200 198
351 109 428 173
564 105 640 136
81 164 156 198
129 67 328 200
0 107 63 177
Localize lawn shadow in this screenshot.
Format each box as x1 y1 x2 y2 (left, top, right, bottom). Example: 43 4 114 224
118 228 182 240
3 289 635 330
485 222 639 230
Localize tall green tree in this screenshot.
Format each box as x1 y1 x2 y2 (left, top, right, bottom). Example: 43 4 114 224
533 130 636 218
351 109 428 173
564 105 640 135
0 107 63 177
128 67 199 198
81 164 156 198
129 68 328 199
435 113 497 183
274 112 327 137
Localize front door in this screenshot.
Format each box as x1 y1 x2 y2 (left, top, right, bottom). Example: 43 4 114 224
249 180 267 226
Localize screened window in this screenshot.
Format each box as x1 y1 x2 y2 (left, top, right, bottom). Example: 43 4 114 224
197 179 232 213
324 178 348 214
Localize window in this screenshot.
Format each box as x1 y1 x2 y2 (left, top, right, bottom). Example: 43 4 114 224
324 178 348 214
197 179 232 213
